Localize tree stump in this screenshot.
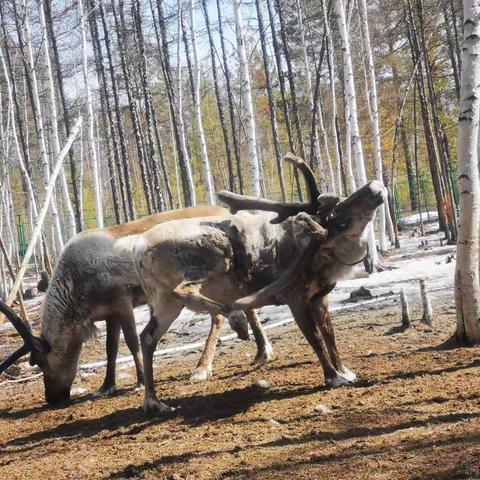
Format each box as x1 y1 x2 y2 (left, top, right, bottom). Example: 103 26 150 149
420 279 433 325
400 289 411 328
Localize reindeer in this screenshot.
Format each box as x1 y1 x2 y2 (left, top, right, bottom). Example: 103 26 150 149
0 205 272 404
113 154 386 414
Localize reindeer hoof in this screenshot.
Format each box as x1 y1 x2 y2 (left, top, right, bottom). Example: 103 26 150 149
325 370 357 388
143 397 175 415
94 384 117 398
340 367 357 382
190 367 212 383
252 342 274 365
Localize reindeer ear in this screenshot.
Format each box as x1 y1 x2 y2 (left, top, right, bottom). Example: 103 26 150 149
317 194 339 212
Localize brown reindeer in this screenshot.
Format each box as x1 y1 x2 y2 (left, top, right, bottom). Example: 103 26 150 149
113 155 386 413
0 205 272 404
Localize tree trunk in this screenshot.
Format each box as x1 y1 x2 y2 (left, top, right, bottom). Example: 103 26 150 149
255 0 286 200
234 0 261 197
455 0 480 344
266 0 303 200
322 0 343 196
156 0 195 207
43 0 83 232
335 0 380 269
358 0 387 253
97 0 135 219
188 0 214 204
79 0 103 228
296 0 328 192
88 0 125 223
216 0 243 193
20 2 64 249
131 0 164 211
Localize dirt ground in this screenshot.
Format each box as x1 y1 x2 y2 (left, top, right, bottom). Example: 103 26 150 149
1 298 480 480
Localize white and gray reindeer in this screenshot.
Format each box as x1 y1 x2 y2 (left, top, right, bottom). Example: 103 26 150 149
0 205 272 404
113 154 386 414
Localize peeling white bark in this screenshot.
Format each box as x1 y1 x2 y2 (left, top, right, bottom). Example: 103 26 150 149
455 0 480 343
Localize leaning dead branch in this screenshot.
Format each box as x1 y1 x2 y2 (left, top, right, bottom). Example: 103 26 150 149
4 117 82 311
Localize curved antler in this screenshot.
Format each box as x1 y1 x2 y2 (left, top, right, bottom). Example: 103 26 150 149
283 153 320 204
218 153 323 224
233 214 327 309
0 301 34 374
217 191 315 224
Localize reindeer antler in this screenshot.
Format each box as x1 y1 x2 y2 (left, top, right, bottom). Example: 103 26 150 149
234 214 327 309
0 301 35 373
218 153 321 224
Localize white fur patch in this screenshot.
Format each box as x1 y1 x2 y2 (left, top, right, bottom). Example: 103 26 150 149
113 234 147 260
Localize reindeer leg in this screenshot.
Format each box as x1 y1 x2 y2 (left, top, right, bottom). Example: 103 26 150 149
95 317 120 397
140 299 183 415
190 314 225 383
289 300 351 387
173 280 232 316
118 308 144 390
311 295 356 383
245 310 273 365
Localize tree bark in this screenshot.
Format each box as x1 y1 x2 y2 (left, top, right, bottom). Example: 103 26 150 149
255 0 286 200
455 0 480 344
188 0 215 204
43 0 83 232
234 0 261 197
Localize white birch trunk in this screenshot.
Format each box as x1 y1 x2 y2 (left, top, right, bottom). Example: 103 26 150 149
190 0 214 204
297 0 328 192
38 0 76 238
455 0 480 343
335 0 379 268
234 0 261 197
23 4 64 251
176 0 196 206
321 0 343 196
358 0 387 252
78 0 103 228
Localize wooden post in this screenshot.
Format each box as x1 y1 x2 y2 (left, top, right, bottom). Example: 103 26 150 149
420 279 433 325
0 236 28 322
400 289 410 328
3 117 82 314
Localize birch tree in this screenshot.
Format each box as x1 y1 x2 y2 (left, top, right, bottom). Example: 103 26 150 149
255 0 286 200
234 0 261 197
216 0 243 193
189 0 214 204
358 0 387 253
322 0 343 196
21 2 64 249
334 0 380 270
296 0 329 192
79 0 103 228
455 0 480 344
39 0 77 238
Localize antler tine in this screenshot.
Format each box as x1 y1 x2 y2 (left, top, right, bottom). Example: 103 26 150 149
283 153 320 205
233 214 327 309
0 301 34 374
0 301 33 348
217 191 315 224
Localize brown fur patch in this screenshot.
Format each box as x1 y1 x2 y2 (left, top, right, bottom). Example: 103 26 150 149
104 206 226 238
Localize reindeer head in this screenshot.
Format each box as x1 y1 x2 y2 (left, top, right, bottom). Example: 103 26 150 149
220 154 386 309
0 302 81 404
